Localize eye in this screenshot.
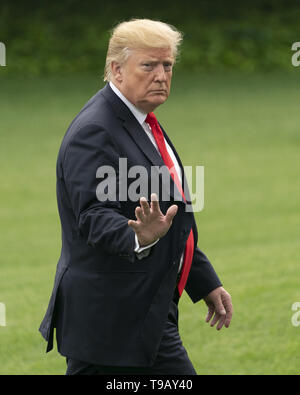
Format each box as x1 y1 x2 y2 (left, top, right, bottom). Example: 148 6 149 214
164 62 173 71
142 63 153 70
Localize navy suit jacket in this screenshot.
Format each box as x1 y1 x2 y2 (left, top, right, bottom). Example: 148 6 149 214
39 83 222 366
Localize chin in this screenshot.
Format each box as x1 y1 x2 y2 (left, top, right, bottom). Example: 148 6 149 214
152 96 168 106
141 96 168 112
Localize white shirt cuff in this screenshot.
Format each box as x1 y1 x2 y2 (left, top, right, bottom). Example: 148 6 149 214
134 234 159 260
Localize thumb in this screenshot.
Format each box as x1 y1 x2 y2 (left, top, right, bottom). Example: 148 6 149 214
165 205 178 224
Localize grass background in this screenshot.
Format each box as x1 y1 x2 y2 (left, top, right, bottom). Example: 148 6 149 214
0 71 300 374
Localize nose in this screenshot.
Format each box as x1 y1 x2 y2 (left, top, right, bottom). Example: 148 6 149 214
154 64 167 82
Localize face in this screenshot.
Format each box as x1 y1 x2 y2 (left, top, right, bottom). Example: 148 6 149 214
111 47 174 113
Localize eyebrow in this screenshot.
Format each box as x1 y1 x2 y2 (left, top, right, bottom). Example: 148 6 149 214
140 58 174 64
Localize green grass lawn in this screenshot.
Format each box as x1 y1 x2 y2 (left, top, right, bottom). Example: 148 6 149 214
0 71 300 374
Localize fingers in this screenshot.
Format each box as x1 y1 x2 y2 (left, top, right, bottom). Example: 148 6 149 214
205 289 233 331
165 204 178 224
140 197 150 216
149 195 177 224
214 312 226 331
207 309 226 331
150 193 160 213
129 193 177 233
133 197 149 223
128 219 138 232
137 195 159 220
214 294 226 317
135 194 175 220
205 306 215 323
135 206 145 222
128 195 158 229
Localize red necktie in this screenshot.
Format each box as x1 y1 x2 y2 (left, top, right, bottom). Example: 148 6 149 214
145 112 194 296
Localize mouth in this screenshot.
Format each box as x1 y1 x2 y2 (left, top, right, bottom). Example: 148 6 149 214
149 90 167 95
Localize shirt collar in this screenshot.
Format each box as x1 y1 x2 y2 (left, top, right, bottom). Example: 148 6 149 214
109 81 147 126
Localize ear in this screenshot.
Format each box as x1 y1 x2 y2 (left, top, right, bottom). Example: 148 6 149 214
111 61 123 83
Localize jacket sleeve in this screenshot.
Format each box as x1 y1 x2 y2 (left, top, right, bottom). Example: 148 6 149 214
185 246 223 303
62 123 136 262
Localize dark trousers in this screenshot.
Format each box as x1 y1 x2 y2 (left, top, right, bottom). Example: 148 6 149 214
66 288 197 375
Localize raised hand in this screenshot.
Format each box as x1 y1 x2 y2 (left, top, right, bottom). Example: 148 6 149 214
128 193 178 247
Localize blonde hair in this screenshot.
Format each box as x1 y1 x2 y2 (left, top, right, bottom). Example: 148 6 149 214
104 19 183 81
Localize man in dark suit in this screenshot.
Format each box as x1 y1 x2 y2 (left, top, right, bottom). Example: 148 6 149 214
39 18 233 375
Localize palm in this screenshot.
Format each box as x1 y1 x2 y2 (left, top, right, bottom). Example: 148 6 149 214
128 193 178 247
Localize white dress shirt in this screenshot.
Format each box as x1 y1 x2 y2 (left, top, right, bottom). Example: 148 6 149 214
109 82 184 271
